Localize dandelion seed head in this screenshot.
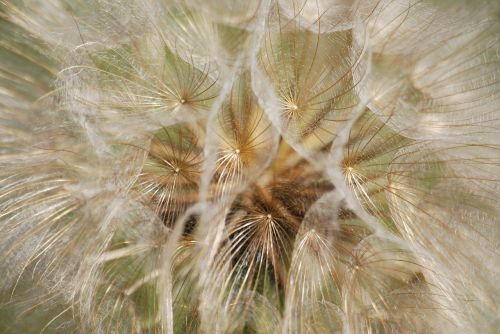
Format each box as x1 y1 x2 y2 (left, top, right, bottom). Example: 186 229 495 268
0 0 499 333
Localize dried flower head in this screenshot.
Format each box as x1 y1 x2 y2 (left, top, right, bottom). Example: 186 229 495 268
0 0 499 333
